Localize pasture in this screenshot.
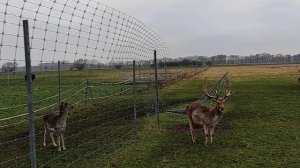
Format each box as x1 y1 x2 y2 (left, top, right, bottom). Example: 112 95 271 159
104 64 300 167
0 64 299 167
0 66 201 167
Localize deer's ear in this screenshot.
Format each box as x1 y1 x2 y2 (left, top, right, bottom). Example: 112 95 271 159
207 96 214 100
205 95 217 102
225 96 231 100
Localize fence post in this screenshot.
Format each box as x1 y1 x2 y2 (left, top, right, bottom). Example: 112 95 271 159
84 79 88 112
164 57 167 79
154 50 160 127
87 80 94 104
58 60 61 105
23 20 37 168
132 60 137 144
138 63 141 80
7 71 10 86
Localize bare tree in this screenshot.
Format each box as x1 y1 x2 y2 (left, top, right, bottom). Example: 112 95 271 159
1 62 18 73
72 59 87 70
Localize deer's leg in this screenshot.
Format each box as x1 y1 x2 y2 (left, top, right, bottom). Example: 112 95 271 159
50 132 57 147
61 132 66 150
188 118 196 143
203 124 209 147
56 131 61 151
43 128 47 146
210 126 215 145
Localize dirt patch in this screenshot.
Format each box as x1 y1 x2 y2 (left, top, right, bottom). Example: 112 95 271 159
160 68 208 88
201 64 300 80
168 122 232 134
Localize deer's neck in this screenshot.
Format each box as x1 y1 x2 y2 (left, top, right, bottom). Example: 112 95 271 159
58 111 68 123
210 106 222 117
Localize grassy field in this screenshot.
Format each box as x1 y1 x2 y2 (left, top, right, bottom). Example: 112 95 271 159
0 67 141 167
1 64 299 167
0 66 203 167
0 66 197 118
0 68 135 118
104 64 300 167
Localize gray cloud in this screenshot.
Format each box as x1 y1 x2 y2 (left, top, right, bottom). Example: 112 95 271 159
0 0 168 67
105 0 300 57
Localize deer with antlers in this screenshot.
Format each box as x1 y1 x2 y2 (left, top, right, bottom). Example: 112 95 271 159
42 102 72 151
186 85 233 147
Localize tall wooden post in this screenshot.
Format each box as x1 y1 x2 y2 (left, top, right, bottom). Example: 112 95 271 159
58 60 61 104
23 20 37 168
154 50 160 127
132 60 137 144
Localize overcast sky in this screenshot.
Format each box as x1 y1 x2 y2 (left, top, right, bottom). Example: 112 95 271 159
103 0 300 57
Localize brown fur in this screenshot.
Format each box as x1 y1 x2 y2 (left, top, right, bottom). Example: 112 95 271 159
186 88 233 147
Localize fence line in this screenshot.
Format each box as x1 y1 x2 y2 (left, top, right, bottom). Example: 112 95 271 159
0 80 86 112
166 72 230 114
0 0 171 167
0 79 135 122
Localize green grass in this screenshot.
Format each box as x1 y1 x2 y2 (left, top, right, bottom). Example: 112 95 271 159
0 66 190 118
1 66 195 167
0 69 135 118
1 65 300 167
104 71 300 167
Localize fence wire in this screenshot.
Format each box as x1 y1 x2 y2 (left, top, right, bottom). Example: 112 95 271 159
0 0 168 69
0 0 170 167
165 72 231 115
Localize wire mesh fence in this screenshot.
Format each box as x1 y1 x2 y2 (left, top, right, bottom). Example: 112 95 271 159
0 0 171 167
0 0 219 167
164 72 231 115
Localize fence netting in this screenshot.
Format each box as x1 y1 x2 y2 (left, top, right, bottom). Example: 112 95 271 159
0 0 169 167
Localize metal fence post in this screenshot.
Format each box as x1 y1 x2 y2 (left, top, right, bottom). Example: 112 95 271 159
7 71 10 86
154 50 160 127
84 79 88 112
58 60 61 104
132 60 137 144
164 57 167 79
138 63 141 80
23 20 37 168
87 80 94 104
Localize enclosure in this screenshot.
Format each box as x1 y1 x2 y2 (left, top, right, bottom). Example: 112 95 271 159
0 0 170 167
1 0 300 167
0 0 209 167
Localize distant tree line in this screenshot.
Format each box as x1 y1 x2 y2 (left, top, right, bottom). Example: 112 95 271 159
158 53 300 67
2 53 300 72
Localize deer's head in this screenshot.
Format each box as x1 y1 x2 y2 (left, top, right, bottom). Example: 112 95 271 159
203 85 233 112
59 102 73 114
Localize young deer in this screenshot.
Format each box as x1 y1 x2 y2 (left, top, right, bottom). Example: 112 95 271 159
42 102 72 151
186 86 233 147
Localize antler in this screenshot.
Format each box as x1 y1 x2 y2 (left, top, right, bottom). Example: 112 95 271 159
224 89 234 99
203 85 217 99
